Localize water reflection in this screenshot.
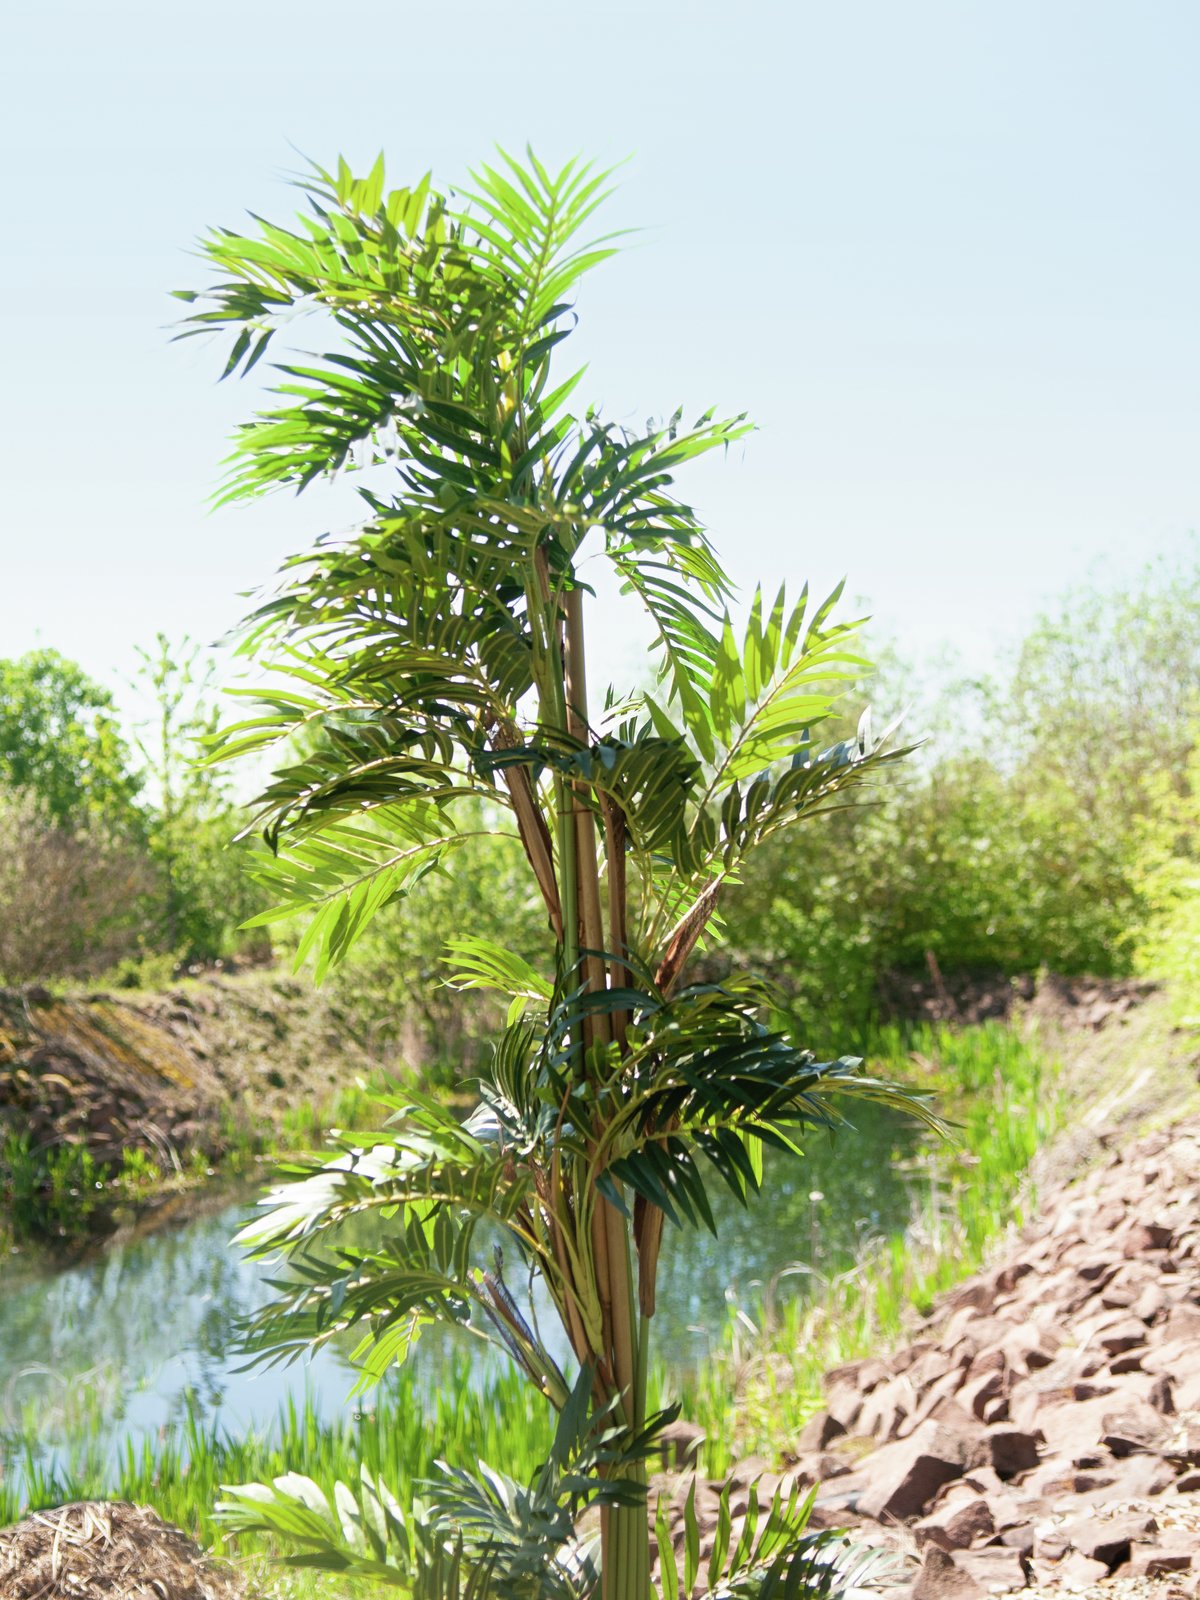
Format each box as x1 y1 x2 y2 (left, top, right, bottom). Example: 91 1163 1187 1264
0 1103 916 1478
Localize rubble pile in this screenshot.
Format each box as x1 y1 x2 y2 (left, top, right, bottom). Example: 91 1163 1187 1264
764 1121 1200 1593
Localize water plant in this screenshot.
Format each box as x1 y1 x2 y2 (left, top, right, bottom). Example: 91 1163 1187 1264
179 148 939 1598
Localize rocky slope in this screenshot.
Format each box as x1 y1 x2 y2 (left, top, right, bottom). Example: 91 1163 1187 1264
665 1117 1200 1597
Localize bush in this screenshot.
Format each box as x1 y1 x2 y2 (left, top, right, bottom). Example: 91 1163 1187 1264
0 788 158 984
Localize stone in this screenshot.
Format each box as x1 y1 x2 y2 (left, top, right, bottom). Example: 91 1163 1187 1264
995 1523 1034 1554
1131 1283 1168 1322
952 1547 1028 1593
1097 1316 1149 1354
723 1455 776 1490
857 1421 972 1521
913 1547 984 1600
795 1410 845 1453
995 1263 1034 1295
1124 1537 1196 1578
1076 1254 1121 1286
858 1374 916 1441
944 1281 997 1317
1058 1511 1157 1569
653 1420 705 1469
1109 1350 1147 1373
824 1356 890 1393
894 1340 942 1377
914 1495 996 1552
1123 1220 1174 1255
1034 1550 1109 1589
1071 1470 1117 1492
1071 1380 1115 1401
959 1368 1005 1422
903 1369 978 1437
1148 1372 1176 1413
824 1375 864 1432
1164 1301 1200 1341
1002 1324 1062 1375
985 1427 1040 1480
1100 1399 1170 1456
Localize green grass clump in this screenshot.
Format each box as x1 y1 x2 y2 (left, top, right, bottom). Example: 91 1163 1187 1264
671 1020 1057 1473
0 1356 551 1560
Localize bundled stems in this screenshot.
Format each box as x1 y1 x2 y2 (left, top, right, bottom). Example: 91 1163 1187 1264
557 569 649 1600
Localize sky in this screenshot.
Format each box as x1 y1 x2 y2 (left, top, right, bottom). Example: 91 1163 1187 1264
2 1 1198 722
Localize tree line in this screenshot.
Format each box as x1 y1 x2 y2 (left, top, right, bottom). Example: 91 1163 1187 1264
1 553 1197 1027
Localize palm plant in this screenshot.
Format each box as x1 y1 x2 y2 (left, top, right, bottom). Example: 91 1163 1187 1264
178 150 936 1599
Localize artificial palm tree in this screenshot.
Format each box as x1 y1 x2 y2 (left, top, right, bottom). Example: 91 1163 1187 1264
179 150 935 1599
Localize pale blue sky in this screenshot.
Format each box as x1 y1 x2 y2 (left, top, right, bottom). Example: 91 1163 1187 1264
2 1 1197 715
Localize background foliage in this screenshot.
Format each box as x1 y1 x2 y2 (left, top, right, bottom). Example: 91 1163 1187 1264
1 551 1197 1019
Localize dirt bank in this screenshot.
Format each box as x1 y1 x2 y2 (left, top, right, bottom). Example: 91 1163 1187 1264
0 969 381 1173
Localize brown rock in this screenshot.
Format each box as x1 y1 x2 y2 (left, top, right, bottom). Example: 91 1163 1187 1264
723 1455 776 1490
995 1524 1034 1555
824 1375 864 1432
893 1340 941 1377
996 1263 1034 1295
858 1373 916 1441
903 1369 979 1437
1148 1372 1176 1413
1071 1469 1118 1492
1131 1283 1167 1322
1123 1221 1174 1255
1098 1316 1150 1353
1124 1536 1195 1578
1100 1399 1170 1456
953 1547 1028 1593
985 1427 1040 1480
1002 1324 1062 1375
913 1547 984 1600
653 1420 705 1470
1033 1550 1109 1589
1141 1335 1196 1376
1069 1450 1179 1499
1058 1511 1157 1569
1108 1350 1146 1373
944 1281 997 1317
915 1495 996 1552
857 1421 973 1521
1071 1380 1115 1401
1075 1254 1121 1286
959 1369 1005 1422
796 1410 845 1453
1164 1301 1200 1341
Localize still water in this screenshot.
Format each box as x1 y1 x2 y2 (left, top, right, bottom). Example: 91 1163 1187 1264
0 1106 919 1478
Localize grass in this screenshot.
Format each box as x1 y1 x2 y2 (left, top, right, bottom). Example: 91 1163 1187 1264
0 1018 1059 1592
670 1020 1058 1473
0 1068 413 1258
1 1356 553 1595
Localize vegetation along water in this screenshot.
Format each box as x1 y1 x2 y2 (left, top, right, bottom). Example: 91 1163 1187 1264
0 138 1198 1600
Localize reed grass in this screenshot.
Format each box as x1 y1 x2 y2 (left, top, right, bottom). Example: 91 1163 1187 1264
0 1356 552 1555
1 1019 1056 1591
669 1020 1058 1472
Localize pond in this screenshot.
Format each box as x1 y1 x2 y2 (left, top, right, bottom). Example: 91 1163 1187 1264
0 1104 921 1486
